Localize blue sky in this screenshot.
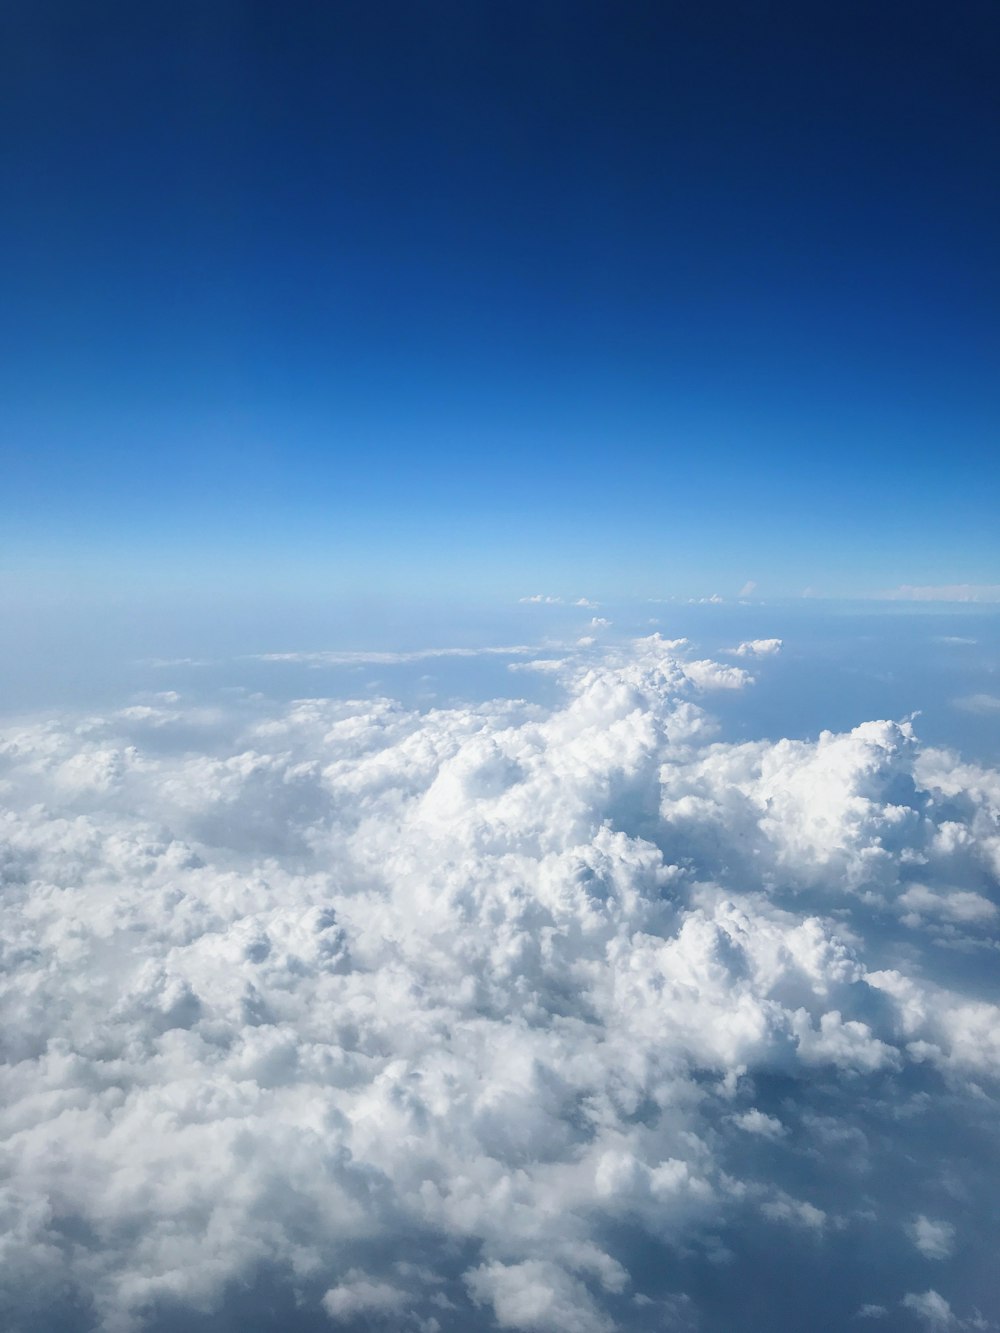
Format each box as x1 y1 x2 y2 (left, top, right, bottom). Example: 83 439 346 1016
3 1 998 605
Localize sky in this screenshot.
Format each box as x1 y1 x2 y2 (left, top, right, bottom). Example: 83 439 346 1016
3 0 999 606
4 8 1000 1333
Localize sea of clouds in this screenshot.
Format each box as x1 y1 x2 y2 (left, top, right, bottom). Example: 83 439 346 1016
1 635 998 1331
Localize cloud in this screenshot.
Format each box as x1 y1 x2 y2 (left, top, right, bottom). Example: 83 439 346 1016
952 694 1000 715
518 594 598 607
0 635 998 1330
879 585 1000 603
907 1217 956 1260
739 581 758 597
252 645 537 666
901 1290 956 1328
322 1273 409 1322
732 1109 786 1139
897 884 997 928
467 1261 615 1333
729 638 783 658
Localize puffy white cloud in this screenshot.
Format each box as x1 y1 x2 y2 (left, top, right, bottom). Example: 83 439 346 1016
901 1289 956 1328
729 638 783 658
466 1261 615 1333
322 1272 410 1322
907 1216 956 1260
732 1108 786 1138
0 635 997 1331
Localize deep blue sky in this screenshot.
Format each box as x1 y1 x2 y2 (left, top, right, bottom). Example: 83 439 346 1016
3 1 998 603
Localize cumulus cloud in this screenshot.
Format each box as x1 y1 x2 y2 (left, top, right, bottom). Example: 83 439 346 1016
322 1272 409 1322
907 1216 956 1260
0 635 998 1331
732 1109 786 1139
902 1290 956 1328
729 638 783 658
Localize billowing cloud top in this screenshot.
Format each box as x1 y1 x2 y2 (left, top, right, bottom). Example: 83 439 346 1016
0 636 997 1331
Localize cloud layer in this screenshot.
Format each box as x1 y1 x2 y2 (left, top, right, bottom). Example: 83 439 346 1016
1 636 998 1331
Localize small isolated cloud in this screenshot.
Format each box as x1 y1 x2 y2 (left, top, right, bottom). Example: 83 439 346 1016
732 1109 786 1139
507 657 567 673
856 1304 889 1319
144 656 215 668
880 585 1000 603
739 581 758 597
953 693 1000 715
901 1290 956 1328
520 594 598 607
907 1216 956 1260
684 658 753 690
729 638 783 658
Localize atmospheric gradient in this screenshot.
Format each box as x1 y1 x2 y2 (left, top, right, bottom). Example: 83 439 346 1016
2 4 999 1332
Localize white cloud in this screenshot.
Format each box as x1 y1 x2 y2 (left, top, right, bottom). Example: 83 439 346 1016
907 1216 956 1260
519 594 598 607
879 585 1000 603
0 634 997 1330
952 693 1000 715
901 1290 956 1328
732 1109 786 1139
252 644 537 665
322 1272 409 1322
760 1192 826 1230
897 884 997 927
729 638 783 658
466 1261 614 1333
